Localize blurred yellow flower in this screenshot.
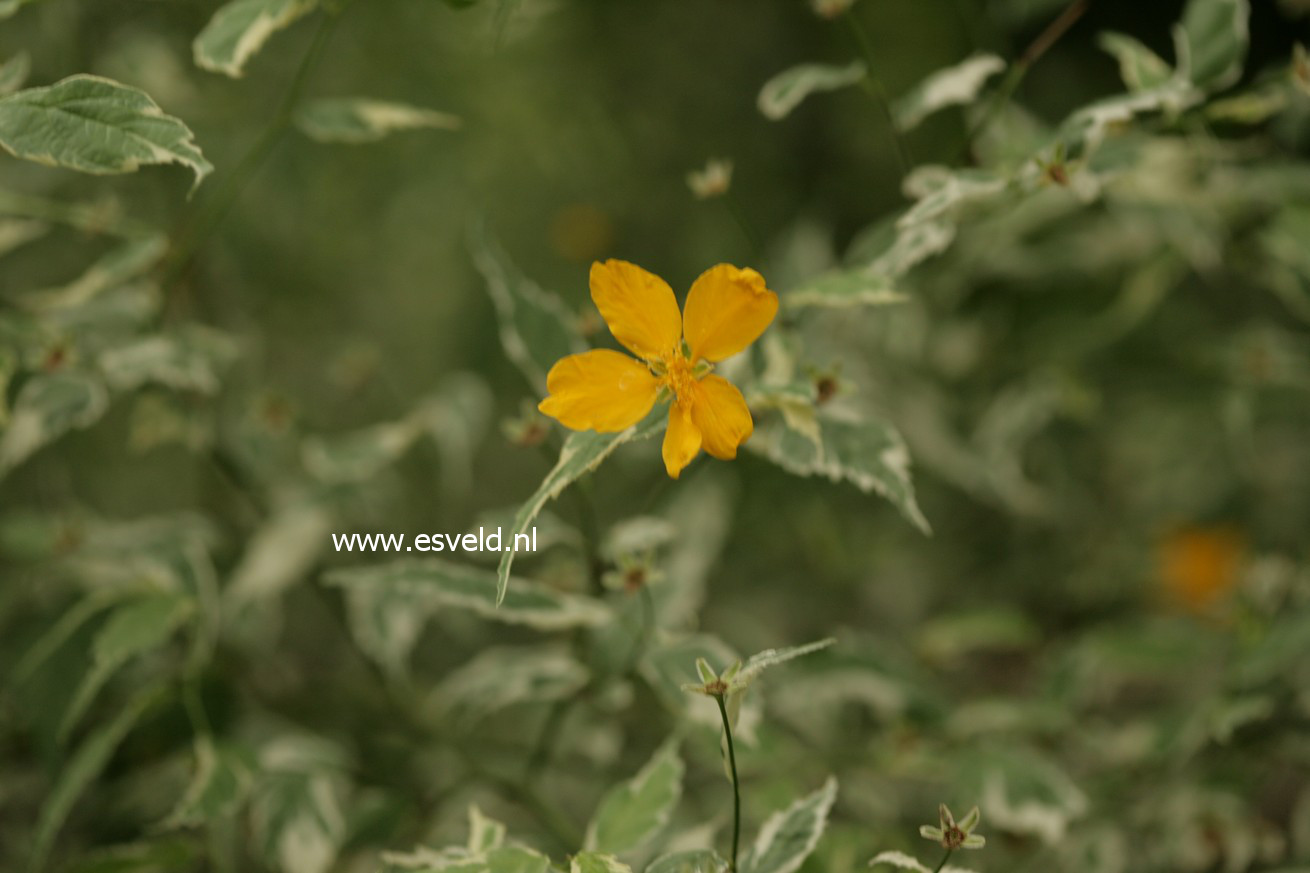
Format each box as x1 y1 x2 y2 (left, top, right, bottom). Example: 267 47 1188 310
539 259 778 478
1158 526 1245 612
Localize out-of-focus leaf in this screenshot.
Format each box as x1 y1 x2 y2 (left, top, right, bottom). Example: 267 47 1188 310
496 409 663 604
899 166 1009 229
758 61 866 121
163 737 257 827
468 220 585 392
325 558 610 634
296 98 461 143
252 735 349 873
1098 32 1173 92
740 777 838 873
585 742 685 855
30 682 168 873
58 839 198 873
868 852 979 873
752 414 929 534
193 0 317 78
918 609 1041 661
572 852 633 873
645 850 728 873
656 472 734 629
0 76 211 190
1177 0 1249 90
893 53 1005 131
24 234 167 310
99 327 239 395
0 216 47 256
467 806 507 853
0 371 110 477
0 51 30 95
59 591 194 741
434 646 589 723
226 501 333 608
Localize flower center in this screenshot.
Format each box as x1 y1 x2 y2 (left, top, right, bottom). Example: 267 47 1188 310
661 354 697 402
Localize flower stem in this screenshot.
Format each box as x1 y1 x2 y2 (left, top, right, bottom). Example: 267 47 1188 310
723 191 763 258
932 849 953 873
714 693 742 873
842 9 911 178
161 5 344 293
964 0 1087 154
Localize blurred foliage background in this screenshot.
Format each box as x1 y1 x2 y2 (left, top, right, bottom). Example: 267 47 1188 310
3 1 1310 873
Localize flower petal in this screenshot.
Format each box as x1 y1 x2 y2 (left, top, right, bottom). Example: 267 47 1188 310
590 259 683 361
538 349 659 432
683 264 778 362
689 375 753 460
662 398 702 478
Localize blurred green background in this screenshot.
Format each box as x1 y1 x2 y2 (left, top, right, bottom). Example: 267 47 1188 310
3 1 1310 872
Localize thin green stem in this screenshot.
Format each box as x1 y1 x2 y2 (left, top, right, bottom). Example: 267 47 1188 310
964 0 1088 154
932 849 953 873
842 9 911 177
573 476 605 593
161 7 342 291
723 191 763 258
714 693 742 873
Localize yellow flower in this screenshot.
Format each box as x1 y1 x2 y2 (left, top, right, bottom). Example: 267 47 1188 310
538 259 779 479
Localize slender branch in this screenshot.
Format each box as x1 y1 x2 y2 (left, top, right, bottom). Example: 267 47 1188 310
161 7 342 291
714 693 742 873
842 9 911 177
932 849 953 873
965 0 1089 150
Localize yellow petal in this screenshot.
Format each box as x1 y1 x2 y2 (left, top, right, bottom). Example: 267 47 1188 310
689 375 753 460
662 398 702 478
538 350 659 432
590 259 683 361
683 264 778 363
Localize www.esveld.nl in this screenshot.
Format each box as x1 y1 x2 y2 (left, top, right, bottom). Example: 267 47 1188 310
330 527 536 553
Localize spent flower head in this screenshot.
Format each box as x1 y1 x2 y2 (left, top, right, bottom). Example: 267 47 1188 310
686 158 734 199
920 804 985 851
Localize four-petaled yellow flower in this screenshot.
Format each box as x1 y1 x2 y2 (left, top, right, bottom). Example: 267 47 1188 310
539 259 779 479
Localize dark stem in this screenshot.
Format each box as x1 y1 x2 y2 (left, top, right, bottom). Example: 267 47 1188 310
161 7 342 292
965 0 1089 152
932 848 953 873
714 693 742 873
843 9 911 177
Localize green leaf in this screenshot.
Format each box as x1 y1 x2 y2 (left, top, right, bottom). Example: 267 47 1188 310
740 777 838 873
1176 0 1249 90
0 371 110 477
585 742 685 855
783 270 907 309
25 234 167 310
467 220 585 393
99 327 239 395
870 853 979 873
0 216 48 257
752 415 929 533
225 502 333 608
325 557 611 632
572 852 633 873
892 53 1005 131
59 591 194 742
496 409 664 604
434 645 589 723
645 850 728 873
730 638 837 692
12 588 138 682
296 98 461 143
0 75 211 191
0 51 31 96
163 737 257 827
193 0 318 78
0 0 38 21
758 61 866 121
29 682 168 873
468 806 508 853
1097 32 1173 92
58 839 198 873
